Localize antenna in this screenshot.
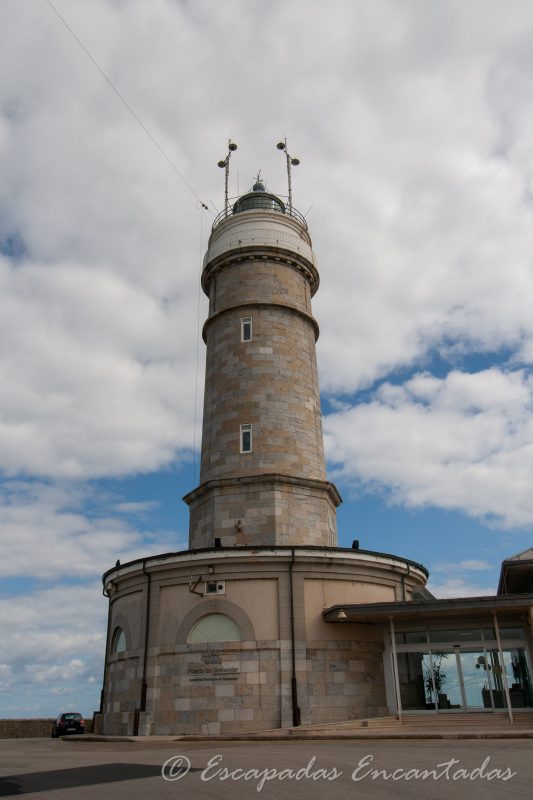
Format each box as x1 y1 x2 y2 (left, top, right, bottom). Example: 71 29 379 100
276 138 300 213
217 139 238 214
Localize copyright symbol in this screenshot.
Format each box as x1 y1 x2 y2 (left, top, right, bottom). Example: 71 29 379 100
161 755 192 781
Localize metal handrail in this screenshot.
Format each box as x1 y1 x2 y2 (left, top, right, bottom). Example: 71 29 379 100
211 201 308 231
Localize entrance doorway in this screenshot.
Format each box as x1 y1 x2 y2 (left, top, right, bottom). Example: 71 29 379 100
395 630 533 713
435 649 503 710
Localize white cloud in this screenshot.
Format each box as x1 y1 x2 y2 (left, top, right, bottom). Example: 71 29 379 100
0 257 202 479
0 583 106 716
324 368 533 529
432 560 493 572
114 501 160 514
427 577 497 599
0 480 184 580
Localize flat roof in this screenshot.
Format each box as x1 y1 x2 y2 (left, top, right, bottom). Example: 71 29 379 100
102 544 429 583
323 593 533 624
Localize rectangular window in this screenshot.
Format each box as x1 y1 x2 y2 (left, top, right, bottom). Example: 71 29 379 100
241 316 252 341
240 423 252 453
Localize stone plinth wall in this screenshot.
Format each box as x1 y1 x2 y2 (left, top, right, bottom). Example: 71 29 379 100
306 640 388 722
103 638 388 736
186 476 338 549
103 653 142 737
151 641 283 736
0 718 93 738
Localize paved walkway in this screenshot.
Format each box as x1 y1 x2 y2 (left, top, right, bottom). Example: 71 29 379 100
74 727 533 742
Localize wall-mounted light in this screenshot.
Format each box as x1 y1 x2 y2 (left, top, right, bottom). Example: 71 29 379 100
336 610 347 621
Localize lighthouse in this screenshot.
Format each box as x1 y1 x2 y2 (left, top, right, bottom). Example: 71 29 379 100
184 172 341 549
98 149 427 737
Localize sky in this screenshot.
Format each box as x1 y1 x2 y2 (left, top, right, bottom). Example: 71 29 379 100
1 0 533 718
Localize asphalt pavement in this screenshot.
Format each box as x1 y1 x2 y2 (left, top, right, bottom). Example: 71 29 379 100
0 737 531 799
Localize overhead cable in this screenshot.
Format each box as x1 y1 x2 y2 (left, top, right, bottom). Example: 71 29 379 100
44 0 210 211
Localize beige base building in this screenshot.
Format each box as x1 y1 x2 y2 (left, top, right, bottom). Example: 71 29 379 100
100 545 426 735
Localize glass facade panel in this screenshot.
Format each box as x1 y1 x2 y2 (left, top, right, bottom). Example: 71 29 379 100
395 631 428 645
485 650 507 708
498 627 524 640
502 648 533 707
394 624 532 712
432 652 462 709
429 629 480 643
397 652 435 710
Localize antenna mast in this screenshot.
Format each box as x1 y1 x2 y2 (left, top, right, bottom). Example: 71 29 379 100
276 138 300 213
218 139 238 213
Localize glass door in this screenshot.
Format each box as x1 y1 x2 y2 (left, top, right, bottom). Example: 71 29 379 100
458 651 495 710
433 650 464 710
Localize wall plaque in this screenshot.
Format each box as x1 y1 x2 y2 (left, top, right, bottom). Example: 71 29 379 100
188 654 240 682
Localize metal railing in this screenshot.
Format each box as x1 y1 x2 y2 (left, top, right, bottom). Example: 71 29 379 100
212 200 308 231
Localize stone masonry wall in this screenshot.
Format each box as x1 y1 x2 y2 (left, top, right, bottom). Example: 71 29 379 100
306 640 388 723
103 654 142 736
188 480 337 549
200 301 325 483
208 260 313 318
150 642 282 735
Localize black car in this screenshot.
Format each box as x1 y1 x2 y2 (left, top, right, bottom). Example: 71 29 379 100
51 712 85 737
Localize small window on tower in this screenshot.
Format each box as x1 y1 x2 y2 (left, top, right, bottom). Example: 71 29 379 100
240 423 252 453
241 316 252 341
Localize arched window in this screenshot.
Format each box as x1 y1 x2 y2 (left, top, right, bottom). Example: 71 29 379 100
111 627 127 653
188 613 242 643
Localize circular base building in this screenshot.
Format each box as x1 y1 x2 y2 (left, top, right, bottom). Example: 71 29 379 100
101 545 426 735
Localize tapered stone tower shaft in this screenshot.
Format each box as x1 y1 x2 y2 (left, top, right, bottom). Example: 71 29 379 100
184 179 341 548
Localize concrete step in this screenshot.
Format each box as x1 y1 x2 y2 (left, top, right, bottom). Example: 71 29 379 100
287 711 533 736
399 712 533 727
290 716 400 733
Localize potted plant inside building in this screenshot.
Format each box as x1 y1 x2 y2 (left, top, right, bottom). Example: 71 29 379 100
425 653 449 709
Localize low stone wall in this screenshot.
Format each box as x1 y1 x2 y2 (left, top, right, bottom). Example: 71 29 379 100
0 717 94 738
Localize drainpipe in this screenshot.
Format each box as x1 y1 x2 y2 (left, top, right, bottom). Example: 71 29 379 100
289 548 301 727
400 562 411 602
99 584 113 715
134 560 152 735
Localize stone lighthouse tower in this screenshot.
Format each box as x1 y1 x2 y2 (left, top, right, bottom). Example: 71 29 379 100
98 153 427 738
184 175 341 549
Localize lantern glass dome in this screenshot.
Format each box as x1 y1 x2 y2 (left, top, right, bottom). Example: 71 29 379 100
233 179 285 215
